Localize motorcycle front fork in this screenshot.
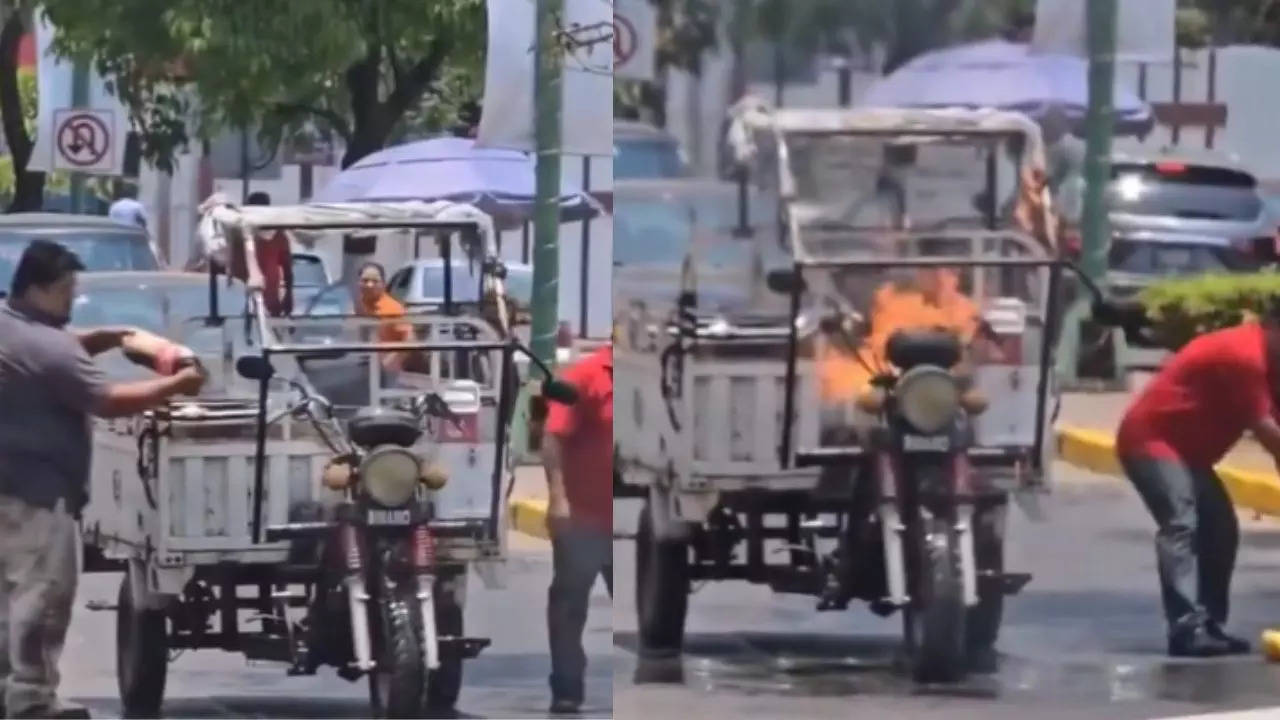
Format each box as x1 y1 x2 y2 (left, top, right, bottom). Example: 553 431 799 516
876 451 978 609
337 522 443 673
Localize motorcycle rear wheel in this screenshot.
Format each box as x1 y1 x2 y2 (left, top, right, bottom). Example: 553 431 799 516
635 501 690 657
903 515 967 683
368 585 427 719
116 570 168 719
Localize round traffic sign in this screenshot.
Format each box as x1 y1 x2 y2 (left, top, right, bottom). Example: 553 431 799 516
614 13 637 67
56 112 110 167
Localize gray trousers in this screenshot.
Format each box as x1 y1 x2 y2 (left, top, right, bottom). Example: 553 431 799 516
1120 455 1238 633
547 522 611 702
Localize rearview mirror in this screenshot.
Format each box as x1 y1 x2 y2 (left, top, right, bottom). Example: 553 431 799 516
766 268 806 295
235 356 276 381
542 378 580 406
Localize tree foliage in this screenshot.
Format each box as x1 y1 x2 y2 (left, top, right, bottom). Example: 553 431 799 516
40 0 486 170
1177 0 1280 46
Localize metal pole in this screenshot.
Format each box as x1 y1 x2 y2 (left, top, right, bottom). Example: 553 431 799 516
578 156 591 339
69 60 89 213
1080 0 1117 285
530 0 564 375
240 127 251 202
1058 0 1117 384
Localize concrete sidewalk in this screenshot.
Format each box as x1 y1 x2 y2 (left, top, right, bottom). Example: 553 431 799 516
1056 392 1280 515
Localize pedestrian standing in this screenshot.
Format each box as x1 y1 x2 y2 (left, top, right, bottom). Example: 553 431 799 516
0 240 204 718
107 186 160 265
232 191 295 317
1117 314 1280 657
543 344 612 715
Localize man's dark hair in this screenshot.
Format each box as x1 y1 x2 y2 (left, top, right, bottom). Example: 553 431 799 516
114 183 138 201
10 240 85 297
357 261 386 281
245 191 272 206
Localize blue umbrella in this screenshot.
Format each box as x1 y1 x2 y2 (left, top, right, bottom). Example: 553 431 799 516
314 136 600 228
860 40 1154 137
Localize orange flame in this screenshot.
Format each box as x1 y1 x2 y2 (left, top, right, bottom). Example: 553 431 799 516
818 268 978 403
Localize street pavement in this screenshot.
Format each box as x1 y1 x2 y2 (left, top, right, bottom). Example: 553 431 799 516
61 530 613 719
613 464 1280 720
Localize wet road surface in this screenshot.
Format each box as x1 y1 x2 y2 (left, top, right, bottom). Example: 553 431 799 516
613 465 1280 719
62 534 612 719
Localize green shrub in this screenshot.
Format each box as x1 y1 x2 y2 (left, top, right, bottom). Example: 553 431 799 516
1136 271 1280 349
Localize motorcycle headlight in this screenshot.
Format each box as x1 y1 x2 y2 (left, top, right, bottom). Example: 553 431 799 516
895 366 960 434
360 447 420 507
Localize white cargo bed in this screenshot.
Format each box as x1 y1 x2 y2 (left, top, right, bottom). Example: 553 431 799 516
614 349 825 493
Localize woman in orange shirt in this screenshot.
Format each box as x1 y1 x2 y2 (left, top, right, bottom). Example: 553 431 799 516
354 262 420 373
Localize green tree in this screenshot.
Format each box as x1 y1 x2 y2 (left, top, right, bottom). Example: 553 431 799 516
40 0 486 171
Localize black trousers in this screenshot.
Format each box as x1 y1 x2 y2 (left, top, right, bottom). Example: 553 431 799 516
1120 454 1238 633
547 522 612 702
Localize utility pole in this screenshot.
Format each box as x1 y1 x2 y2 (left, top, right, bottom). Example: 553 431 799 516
529 0 564 374
1056 0 1117 384
1079 0 1117 285
68 59 89 213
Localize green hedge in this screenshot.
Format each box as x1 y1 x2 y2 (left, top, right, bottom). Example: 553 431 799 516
1136 271 1280 349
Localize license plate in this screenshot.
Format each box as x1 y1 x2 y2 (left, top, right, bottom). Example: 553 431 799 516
902 434 950 453
367 509 412 526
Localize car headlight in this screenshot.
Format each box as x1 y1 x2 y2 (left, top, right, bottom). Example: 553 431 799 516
360 448 421 507
895 366 960 434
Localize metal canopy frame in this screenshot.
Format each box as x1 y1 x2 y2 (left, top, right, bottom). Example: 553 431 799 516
774 245 1081 480
194 199 518 545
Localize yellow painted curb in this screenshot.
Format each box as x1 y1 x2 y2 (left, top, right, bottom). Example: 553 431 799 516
1056 426 1280 516
509 497 550 540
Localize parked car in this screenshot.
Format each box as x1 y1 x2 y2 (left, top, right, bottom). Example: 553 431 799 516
290 251 333 312
613 178 791 320
0 213 159 295
1081 229 1264 383
69 272 249 394
1107 151 1276 261
615 121 689 180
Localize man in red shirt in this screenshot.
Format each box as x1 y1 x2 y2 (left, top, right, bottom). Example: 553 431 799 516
1117 319 1280 657
542 345 612 715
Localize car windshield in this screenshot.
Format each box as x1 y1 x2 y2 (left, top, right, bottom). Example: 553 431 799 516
1108 239 1259 275
615 137 686 179
1108 163 1263 221
71 281 248 352
614 190 786 267
292 255 328 286
0 230 157 294
417 265 533 305
306 283 353 316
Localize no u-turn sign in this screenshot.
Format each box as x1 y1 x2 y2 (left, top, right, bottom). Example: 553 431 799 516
614 0 656 82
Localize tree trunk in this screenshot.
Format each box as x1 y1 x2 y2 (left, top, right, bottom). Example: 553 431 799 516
0 10 43 211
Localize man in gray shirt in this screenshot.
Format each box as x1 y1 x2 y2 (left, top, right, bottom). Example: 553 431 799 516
0 240 203 718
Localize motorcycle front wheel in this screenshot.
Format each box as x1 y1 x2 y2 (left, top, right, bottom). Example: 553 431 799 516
902 515 967 683
368 582 427 719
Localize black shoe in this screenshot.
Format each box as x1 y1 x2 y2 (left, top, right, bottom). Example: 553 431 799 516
1168 625 1237 658
1206 621 1252 654
549 697 581 715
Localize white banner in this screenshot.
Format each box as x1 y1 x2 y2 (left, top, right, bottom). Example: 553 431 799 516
614 0 656 82
475 0 613 157
29 11 130 175
1031 0 1176 63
